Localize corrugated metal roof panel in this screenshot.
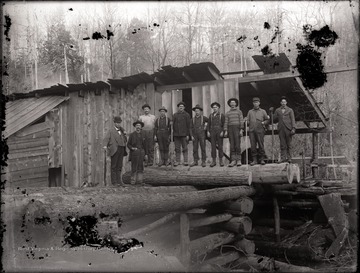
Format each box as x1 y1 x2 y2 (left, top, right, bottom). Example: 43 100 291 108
5 96 69 138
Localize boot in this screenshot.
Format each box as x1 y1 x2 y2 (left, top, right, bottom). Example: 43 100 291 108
210 158 216 167
137 172 144 185
118 172 125 186
250 160 258 166
260 160 266 165
228 160 236 167
183 161 189 166
201 161 206 167
130 174 136 185
190 160 198 167
158 159 164 167
236 160 242 166
174 161 179 167
219 158 224 167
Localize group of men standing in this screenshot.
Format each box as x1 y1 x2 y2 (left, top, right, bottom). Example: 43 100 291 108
103 96 296 186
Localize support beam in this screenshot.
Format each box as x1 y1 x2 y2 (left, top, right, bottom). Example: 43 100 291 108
208 66 223 80
312 132 319 179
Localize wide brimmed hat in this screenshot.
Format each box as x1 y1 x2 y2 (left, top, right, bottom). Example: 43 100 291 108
227 98 239 107
133 120 144 127
192 104 203 111
211 102 221 108
142 103 151 110
280 96 287 101
158 106 167 112
113 116 122 123
177 101 186 107
252 97 260 102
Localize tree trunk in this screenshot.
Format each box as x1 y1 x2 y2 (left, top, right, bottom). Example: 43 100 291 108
124 166 252 186
221 197 254 214
18 186 257 219
190 232 235 259
233 238 255 254
254 240 321 261
221 216 252 235
236 254 316 272
251 163 300 184
190 213 232 228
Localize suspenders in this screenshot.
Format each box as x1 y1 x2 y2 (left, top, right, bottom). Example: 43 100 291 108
157 116 169 128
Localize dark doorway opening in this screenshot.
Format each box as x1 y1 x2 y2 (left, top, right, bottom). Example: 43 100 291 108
182 88 192 117
49 167 62 187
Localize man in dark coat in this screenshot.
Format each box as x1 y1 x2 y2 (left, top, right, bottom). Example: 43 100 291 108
103 116 128 186
270 96 296 163
207 102 225 167
190 104 208 167
127 120 148 185
172 102 191 166
154 106 171 167
245 97 269 165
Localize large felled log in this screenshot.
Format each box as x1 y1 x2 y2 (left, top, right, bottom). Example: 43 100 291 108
233 238 255 254
254 240 321 261
221 216 252 235
190 232 235 259
221 197 254 214
236 254 316 272
19 186 257 219
190 213 233 228
251 163 300 184
124 165 252 186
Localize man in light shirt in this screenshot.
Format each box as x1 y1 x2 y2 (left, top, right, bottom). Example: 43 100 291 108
139 104 156 166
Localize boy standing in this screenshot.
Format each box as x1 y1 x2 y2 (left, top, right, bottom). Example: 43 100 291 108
127 120 148 185
207 102 225 167
190 104 208 167
154 106 171 166
224 98 244 167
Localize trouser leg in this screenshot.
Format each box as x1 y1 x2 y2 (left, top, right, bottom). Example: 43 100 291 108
199 134 206 162
279 129 288 161
144 129 154 164
182 137 188 163
174 137 182 162
249 131 257 162
256 132 265 161
228 126 236 161
210 131 217 159
193 134 199 161
232 125 241 161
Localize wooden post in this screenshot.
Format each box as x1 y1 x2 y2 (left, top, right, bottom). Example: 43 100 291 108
273 197 280 242
180 213 190 267
312 133 319 179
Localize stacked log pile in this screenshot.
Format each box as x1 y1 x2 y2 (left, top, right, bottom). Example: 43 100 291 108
243 179 357 268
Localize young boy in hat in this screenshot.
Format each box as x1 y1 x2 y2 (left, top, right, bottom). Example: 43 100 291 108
139 104 156 166
103 116 128 186
172 101 191 166
224 98 244 167
154 106 171 166
127 120 148 185
207 102 225 167
270 96 296 163
190 104 208 167
245 97 269 165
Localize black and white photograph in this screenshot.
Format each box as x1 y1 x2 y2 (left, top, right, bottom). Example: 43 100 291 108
1 1 358 271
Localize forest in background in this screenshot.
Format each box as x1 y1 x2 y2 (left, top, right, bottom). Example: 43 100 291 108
3 1 359 165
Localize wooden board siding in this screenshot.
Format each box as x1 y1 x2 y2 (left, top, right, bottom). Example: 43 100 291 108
7 122 50 187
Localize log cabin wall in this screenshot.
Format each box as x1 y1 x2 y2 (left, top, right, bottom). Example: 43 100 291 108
6 121 51 188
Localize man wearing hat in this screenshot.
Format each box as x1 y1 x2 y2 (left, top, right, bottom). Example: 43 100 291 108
224 98 244 167
127 120 148 185
190 104 208 167
172 102 191 166
270 96 296 163
207 102 225 167
103 116 128 186
138 104 156 166
154 106 171 166
245 97 269 165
